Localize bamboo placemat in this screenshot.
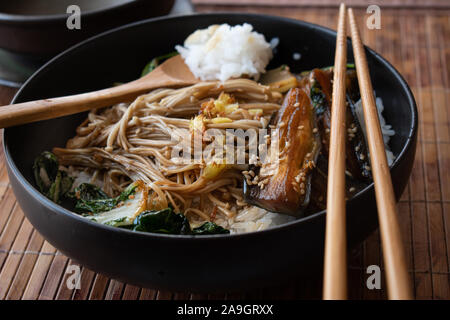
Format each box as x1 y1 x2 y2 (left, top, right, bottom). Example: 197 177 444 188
0 5 449 300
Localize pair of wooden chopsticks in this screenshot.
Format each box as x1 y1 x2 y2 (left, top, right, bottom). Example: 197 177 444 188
323 3 413 300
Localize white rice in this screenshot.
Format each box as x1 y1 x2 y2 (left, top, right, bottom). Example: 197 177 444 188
354 95 396 165
175 23 273 82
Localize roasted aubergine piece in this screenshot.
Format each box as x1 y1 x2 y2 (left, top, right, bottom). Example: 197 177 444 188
243 87 321 217
305 68 372 181
303 68 372 212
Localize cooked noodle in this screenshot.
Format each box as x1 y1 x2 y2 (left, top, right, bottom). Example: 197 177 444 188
53 79 282 227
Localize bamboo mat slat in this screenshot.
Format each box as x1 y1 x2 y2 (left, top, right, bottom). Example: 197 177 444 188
122 284 141 300
38 253 68 300
0 5 449 300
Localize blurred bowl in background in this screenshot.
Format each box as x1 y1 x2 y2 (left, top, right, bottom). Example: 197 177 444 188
0 0 175 58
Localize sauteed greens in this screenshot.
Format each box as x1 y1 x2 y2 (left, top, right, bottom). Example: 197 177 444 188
73 182 138 214
33 151 73 203
32 152 228 236
126 208 229 235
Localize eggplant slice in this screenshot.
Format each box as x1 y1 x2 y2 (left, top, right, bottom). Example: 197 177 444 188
303 68 372 212
244 66 372 217
244 87 321 217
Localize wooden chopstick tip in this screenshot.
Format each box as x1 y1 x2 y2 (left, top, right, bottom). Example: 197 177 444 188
348 7 356 25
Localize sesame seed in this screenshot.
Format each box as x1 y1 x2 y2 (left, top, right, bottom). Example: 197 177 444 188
298 125 304 130
313 128 318 133
294 102 300 107
325 128 330 133
360 154 365 160
349 187 356 192
355 145 360 152
300 189 305 195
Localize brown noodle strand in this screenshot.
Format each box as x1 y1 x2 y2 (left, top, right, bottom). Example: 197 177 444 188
53 79 281 222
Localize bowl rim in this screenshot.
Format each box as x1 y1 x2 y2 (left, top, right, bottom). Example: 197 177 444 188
0 0 143 24
3 12 418 241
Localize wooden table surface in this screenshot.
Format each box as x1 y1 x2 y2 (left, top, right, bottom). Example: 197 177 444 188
0 1 449 300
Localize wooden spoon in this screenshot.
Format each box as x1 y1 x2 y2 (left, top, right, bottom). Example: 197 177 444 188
0 55 198 128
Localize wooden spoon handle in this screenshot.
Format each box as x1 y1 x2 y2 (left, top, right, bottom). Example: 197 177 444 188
0 81 150 128
0 55 197 128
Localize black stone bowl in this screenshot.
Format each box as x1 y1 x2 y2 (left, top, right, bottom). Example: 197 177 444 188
3 13 417 292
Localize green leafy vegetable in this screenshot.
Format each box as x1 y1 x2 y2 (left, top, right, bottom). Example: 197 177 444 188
75 182 138 214
82 181 147 226
128 208 230 235
192 222 230 235
141 52 178 77
33 151 59 194
47 171 73 203
131 208 191 234
33 151 73 203
71 183 108 201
